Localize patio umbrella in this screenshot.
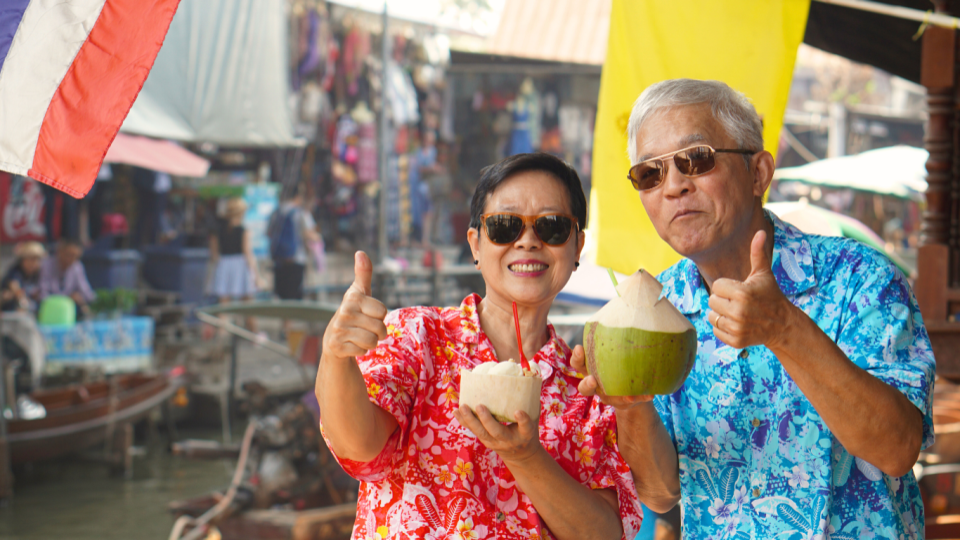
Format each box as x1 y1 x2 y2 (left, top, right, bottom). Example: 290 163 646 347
765 201 912 275
773 145 928 200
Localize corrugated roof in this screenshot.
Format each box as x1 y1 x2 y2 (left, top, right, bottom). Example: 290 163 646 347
487 0 610 66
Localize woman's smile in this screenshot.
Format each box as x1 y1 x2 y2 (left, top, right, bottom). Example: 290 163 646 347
509 259 549 276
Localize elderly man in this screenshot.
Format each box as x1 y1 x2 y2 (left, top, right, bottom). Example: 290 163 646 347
40 237 95 310
573 79 935 538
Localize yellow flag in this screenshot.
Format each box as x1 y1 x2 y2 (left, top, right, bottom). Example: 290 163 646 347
590 0 810 275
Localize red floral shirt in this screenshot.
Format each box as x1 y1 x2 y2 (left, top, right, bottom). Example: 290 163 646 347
321 294 643 540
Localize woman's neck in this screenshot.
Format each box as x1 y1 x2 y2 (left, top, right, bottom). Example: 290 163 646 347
477 295 552 362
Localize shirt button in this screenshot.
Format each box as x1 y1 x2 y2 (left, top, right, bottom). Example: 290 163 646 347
751 418 760 428
496 512 506 522
752 488 760 497
739 349 749 359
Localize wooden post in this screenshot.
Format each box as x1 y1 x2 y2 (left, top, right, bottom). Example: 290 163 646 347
919 1 960 379
918 6 957 323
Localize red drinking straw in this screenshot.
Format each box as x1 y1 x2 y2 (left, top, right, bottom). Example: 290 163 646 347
512 301 531 371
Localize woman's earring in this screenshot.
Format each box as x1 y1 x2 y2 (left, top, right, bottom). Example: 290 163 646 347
473 260 479 265
574 261 580 268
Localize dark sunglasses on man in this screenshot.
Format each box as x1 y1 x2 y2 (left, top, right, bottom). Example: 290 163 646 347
481 212 579 246
628 144 758 191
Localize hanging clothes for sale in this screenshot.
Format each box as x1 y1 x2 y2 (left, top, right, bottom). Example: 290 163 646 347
398 153 411 244
341 24 370 96
334 114 359 165
508 78 541 155
352 102 378 183
386 62 420 125
509 105 533 155
385 155 401 243
356 120 377 183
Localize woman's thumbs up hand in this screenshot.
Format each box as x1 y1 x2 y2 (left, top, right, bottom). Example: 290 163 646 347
322 251 389 363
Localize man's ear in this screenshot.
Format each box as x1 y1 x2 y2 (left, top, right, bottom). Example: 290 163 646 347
752 150 775 197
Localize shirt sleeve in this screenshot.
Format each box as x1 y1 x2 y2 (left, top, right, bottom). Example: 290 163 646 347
588 410 645 540
73 263 96 302
836 250 936 451
320 309 422 482
653 395 678 449
39 259 55 299
300 209 316 232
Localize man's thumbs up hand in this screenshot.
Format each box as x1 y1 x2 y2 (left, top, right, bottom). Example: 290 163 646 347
322 251 389 363
747 230 773 281
707 230 796 351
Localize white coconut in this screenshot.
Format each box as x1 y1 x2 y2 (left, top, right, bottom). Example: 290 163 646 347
459 360 541 423
592 269 695 333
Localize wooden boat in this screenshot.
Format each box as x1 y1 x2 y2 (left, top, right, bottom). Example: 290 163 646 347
6 370 185 464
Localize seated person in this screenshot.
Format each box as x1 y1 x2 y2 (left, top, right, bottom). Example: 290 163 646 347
40 238 95 313
1 241 46 312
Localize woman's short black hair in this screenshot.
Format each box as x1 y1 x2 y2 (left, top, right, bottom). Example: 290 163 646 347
469 153 587 231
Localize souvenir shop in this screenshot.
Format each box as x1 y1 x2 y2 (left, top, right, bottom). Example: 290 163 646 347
286 0 462 256
444 51 602 243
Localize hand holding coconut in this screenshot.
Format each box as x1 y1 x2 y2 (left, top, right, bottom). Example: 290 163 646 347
706 230 795 351
454 401 541 465
571 346 654 410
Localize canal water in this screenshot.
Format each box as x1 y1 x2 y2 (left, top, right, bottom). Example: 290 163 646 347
0 428 235 540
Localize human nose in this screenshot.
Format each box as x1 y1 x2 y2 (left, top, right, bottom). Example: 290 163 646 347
513 220 542 249
660 158 695 198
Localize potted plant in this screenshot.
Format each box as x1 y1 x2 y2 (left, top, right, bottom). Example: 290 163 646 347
90 288 139 319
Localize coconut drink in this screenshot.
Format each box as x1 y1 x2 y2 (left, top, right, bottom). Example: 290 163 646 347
583 270 697 396
459 360 542 423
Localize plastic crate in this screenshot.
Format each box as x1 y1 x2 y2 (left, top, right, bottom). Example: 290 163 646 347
82 249 141 289
142 246 210 304
40 316 154 375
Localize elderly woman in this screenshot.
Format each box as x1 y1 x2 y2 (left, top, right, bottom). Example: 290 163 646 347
317 153 644 540
1 241 46 312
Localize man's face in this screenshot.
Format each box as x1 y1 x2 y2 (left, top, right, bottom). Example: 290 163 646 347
635 103 762 259
58 245 81 268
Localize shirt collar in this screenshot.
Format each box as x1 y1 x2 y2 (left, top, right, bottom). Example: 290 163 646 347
668 210 818 315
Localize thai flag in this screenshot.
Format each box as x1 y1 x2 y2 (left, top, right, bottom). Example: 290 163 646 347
0 0 180 198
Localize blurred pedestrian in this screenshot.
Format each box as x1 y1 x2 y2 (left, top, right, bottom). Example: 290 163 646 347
40 237 95 316
269 184 320 337
209 197 261 332
1 241 46 312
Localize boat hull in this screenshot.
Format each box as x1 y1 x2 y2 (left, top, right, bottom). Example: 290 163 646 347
7 373 183 464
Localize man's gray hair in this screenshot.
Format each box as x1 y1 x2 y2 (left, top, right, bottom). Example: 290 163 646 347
626 79 764 165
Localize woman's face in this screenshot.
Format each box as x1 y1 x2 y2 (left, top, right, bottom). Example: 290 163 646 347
467 171 585 309
20 255 41 275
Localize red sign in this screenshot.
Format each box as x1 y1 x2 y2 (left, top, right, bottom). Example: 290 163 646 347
0 173 51 243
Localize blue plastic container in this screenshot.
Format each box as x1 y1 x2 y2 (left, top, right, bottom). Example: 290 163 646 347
142 246 210 304
82 249 141 289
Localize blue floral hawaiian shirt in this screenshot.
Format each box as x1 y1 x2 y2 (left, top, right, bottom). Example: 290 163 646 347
654 211 935 540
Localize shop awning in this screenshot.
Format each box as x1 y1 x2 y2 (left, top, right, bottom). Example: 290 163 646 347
482 0 928 82
773 145 928 200
120 0 299 146
486 0 610 66
104 133 210 177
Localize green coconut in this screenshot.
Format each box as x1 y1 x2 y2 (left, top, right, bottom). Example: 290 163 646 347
583 269 697 396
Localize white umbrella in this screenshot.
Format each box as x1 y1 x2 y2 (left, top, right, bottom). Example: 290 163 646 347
773 145 928 200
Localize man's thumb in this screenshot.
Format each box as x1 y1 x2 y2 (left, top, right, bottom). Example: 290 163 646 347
353 251 374 296
748 230 771 278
